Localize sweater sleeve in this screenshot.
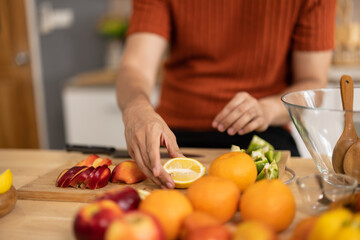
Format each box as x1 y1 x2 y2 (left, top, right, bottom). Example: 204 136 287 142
126 0 171 41
292 0 337 51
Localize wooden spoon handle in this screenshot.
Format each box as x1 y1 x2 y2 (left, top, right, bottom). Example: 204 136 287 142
341 75 354 111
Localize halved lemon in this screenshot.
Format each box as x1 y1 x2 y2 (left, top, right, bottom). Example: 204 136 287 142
0 169 13 194
137 189 151 200
163 157 206 188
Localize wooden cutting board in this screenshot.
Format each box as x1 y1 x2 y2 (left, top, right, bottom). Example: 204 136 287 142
17 150 290 203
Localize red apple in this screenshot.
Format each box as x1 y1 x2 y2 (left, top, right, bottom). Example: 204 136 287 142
57 166 87 188
69 167 94 188
83 167 98 189
111 161 147 184
105 210 165 240
82 165 111 189
95 165 111 188
84 166 102 190
73 200 123 240
96 187 141 212
56 168 69 186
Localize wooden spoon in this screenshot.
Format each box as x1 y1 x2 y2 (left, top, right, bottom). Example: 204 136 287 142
332 75 357 173
343 77 360 181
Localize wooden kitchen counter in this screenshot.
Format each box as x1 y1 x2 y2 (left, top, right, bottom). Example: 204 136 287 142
0 148 317 240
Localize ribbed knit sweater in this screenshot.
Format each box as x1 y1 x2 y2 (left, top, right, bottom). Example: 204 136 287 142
127 0 336 130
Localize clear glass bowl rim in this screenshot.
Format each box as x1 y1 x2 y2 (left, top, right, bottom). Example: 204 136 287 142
281 87 360 113
296 173 358 190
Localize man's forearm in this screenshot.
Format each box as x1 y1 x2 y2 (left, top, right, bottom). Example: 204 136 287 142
116 65 155 113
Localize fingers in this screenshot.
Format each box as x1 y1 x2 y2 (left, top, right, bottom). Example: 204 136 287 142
161 131 184 158
212 92 248 131
212 92 269 135
126 123 178 189
129 146 163 187
146 129 162 177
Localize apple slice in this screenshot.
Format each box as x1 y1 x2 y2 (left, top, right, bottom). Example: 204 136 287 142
69 167 94 188
56 169 69 187
84 167 100 190
95 165 111 189
57 166 87 188
110 161 147 184
83 165 111 189
92 158 112 168
76 154 100 167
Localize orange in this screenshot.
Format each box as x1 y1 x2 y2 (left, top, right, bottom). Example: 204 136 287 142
186 176 240 223
185 225 232 240
180 211 222 239
289 216 318 240
233 221 278 240
139 189 193 240
209 151 257 192
240 179 296 232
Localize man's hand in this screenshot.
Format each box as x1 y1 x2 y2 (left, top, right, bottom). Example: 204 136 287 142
122 103 183 189
116 33 180 188
212 92 271 135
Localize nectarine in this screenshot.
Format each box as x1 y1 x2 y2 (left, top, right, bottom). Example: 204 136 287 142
111 161 146 184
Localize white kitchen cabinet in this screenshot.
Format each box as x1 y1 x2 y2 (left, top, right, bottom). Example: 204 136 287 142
62 83 160 149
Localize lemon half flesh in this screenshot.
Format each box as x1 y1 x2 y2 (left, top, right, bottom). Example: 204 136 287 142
0 169 13 194
163 157 205 188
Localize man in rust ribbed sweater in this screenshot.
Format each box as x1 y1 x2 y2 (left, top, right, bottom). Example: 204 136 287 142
116 0 337 188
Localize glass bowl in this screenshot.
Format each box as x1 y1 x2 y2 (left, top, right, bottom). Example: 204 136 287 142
296 173 358 215
282 88 360 174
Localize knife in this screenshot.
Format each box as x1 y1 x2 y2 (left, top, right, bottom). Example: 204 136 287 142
65 144 202 158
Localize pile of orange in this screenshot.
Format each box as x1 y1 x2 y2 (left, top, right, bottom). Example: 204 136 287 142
137 151 296 240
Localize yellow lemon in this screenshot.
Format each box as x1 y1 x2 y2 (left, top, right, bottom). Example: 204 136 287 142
0 169 13 194
308 208 353 240
137 189 151 200
163 157 205 188
333 225 360 240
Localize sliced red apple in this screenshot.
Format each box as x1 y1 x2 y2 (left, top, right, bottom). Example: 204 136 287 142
69 167 95 188
84 167 99 190
57 166 87 188
95 165 111 189
56 169 69 187
92 158 112 168
76 154 100 167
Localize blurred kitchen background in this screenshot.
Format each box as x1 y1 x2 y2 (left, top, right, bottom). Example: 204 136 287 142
1 0 360 158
